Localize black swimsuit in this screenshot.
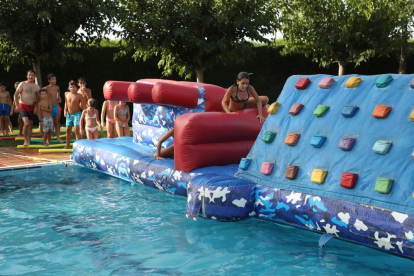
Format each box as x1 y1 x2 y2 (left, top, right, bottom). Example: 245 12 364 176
230 84 250 105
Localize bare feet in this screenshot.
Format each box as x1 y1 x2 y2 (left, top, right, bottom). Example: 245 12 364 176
57 137 64 143
63 146 71 149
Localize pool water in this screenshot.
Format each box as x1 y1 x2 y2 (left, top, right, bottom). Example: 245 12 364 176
0 164 412 275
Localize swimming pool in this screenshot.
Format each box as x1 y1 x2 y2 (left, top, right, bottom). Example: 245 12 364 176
0 164 412 275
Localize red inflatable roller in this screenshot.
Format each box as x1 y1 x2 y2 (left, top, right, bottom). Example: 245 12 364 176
176 110 264 144
174 109 268 172
179 81 227 112
152 82 199 109
175 141 255 172
138 79 177 85
140 79 226 112
103 81 133 102
127 82 155 104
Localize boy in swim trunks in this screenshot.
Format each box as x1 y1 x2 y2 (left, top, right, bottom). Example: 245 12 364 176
37 89 53 146
14 70 40 146
77 77 92 101
43 73 63 143
0 83 13 136
64 80 86 149
12 82 24 136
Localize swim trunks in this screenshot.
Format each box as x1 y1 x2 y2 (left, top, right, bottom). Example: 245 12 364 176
0 104 9 116
66 111 82 127
19 103 36 120
51 105 59 118
41 116 54 132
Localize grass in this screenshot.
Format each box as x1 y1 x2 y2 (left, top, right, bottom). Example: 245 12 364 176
0 125 129 148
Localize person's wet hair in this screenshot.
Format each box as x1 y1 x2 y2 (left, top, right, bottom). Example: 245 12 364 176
88 98 98 108
47 73 56 80
68 80 78 89
27 69 36 75
236 72 250 81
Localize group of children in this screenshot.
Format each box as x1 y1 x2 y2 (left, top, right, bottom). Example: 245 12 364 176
3 71 267 161
1 73 131 148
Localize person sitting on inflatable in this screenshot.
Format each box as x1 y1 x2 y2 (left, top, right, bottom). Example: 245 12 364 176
221 72 269 123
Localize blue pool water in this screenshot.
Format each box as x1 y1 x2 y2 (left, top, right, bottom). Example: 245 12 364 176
0 164 412 275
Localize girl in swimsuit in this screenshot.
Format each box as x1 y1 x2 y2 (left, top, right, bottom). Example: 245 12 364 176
101 100 118 138
222 72 269 124
80 98 103 140
114 101 130 137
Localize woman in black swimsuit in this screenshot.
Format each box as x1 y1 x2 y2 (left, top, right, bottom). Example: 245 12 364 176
222 72 268 123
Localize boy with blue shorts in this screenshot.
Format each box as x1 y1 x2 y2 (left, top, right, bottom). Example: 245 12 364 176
64 80 86 149
38 89 53 146
0 83 13 136
43 73 63 143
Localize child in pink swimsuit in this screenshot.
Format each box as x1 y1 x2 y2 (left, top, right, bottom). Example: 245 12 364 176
80 98 103 140
101 100 117 138
114 101 130 137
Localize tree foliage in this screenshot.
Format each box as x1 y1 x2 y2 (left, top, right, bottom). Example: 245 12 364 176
388 0 414 73
117 0 278 82
0 0 118 86
279 0 407 75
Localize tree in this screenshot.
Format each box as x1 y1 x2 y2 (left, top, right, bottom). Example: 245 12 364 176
117 0 278 82
0 0 118 86
279 0 401 75
388 0 414 74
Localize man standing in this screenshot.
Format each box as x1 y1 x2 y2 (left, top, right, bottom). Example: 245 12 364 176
14 70 40 146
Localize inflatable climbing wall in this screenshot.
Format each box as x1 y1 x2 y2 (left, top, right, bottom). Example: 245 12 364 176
233 74 414 257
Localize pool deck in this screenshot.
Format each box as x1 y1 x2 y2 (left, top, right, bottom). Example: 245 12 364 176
0 147 72 170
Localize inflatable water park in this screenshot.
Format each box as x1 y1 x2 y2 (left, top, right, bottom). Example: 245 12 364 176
73 74 414 259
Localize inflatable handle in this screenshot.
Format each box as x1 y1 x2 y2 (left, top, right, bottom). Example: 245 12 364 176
103 81 133 102
152 82 198 109
127 82 155 104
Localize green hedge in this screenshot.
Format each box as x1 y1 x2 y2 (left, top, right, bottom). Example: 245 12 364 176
1 45 411 125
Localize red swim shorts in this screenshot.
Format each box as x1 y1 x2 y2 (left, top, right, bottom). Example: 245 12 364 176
19 103 36 120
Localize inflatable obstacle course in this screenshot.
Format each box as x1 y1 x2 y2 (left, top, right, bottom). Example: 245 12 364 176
73 74 414 259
